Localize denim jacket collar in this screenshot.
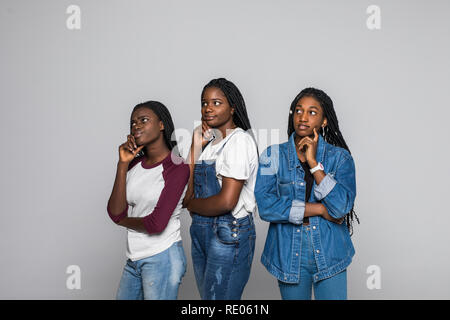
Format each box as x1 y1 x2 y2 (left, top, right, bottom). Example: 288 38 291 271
287 132 326 170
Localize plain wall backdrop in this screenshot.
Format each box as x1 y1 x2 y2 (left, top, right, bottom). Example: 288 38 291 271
1 0 449 299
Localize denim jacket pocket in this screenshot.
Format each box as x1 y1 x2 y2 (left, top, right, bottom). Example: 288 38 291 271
277 181 294 197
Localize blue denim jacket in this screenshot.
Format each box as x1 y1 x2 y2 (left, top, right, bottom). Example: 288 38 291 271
255 133 356 283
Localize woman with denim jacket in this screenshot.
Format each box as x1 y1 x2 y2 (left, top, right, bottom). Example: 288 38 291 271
182 78 258 300
255 87 358 300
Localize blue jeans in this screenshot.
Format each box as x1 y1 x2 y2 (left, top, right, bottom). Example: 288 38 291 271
278 225 347 300
190 213 256 300
116 241 186 300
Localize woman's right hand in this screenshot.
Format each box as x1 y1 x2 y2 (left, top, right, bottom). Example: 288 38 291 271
119 135 144 164
193 121 214 148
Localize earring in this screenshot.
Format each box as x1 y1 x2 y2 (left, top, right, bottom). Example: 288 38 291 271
321 125 326 136
289 110 293 115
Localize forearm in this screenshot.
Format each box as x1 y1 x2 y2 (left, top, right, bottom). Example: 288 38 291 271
117 217 147 233
107 161 129 216
308 159 326 185
304 202 326 218
187 195 232 217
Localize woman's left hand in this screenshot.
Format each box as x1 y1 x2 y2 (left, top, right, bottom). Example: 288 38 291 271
297 128 319 167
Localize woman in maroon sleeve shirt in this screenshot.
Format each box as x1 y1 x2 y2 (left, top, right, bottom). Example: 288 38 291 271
107 101 189 300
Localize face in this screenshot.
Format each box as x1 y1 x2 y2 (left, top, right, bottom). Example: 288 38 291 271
130 107 163 146
201 87 234 129
293 96 327 137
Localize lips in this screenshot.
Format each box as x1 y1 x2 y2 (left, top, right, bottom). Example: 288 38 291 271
203 116 216 121
134 131 143 138
297 124 309 130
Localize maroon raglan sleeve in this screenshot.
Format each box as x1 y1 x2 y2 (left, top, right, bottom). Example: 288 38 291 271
142 159 190 234
107 156 142 224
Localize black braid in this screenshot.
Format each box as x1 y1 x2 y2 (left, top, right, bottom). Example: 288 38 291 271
287 88 359 235
131 100 179 157
202 78 258 151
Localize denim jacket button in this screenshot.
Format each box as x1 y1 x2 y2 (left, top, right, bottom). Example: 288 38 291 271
312 226 316 230
295 253 299 256
316 250 320 254
232 233 237 238
300 182 304 186
232 220 237 225
297 229 300 232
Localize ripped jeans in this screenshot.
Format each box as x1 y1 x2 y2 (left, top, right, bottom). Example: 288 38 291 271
190 213 256 300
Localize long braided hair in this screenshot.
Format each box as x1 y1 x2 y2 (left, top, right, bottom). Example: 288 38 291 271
287 87 359 235
201 78 258 153
131 100 178 157
202 78 253 131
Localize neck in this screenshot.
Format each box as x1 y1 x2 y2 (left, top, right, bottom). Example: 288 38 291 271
216 120 237 139
144 136 170 164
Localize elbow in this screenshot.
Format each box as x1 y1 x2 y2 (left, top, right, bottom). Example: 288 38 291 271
222 198 239 213
327 202 354 220
143 217 168 235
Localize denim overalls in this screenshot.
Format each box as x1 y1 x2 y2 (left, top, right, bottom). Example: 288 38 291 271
190 141 256 300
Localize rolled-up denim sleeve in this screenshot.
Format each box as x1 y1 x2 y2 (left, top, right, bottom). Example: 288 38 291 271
255 146 302 224
317 155 356 219
314 174 337 200
288 200 305 224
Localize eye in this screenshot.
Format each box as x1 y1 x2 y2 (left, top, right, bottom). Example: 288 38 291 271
214 101 221 106
310 111 317 115
296 109 302 114
131 122 136 126
201 102 207 107
142 118 148 122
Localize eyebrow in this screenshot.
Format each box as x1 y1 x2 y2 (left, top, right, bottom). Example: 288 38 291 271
296 104 319 110
131 115 150 121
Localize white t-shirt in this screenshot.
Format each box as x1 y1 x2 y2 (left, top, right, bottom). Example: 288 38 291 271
108 153 189 262
198 128 258 219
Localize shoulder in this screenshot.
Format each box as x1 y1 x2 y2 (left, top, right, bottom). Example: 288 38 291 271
324 142 352 160
162 152 190 180
223 129 258 155
259 141 289 164
228 129 256 146
323 142 354 169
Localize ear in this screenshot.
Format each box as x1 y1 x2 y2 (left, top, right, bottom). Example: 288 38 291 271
230 107 235 115
322 117 328 128
159 120 164 131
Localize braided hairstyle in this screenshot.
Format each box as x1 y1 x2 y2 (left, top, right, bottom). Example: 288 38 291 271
202 78 253 131
287 87 359 235
131 100 178 157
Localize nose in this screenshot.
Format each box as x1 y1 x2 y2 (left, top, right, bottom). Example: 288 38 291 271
204 102 213 113
299 112 308 122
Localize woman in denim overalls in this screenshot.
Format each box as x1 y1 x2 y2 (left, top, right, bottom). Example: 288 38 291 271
183 78 258 300
255 88 359 300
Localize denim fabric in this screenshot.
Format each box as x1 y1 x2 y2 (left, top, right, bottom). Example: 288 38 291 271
190 160 256 300
116 240 186 300
278 225 347 300
255 133 356 283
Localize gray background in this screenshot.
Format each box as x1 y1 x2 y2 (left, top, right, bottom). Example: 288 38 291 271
1 0 449 299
